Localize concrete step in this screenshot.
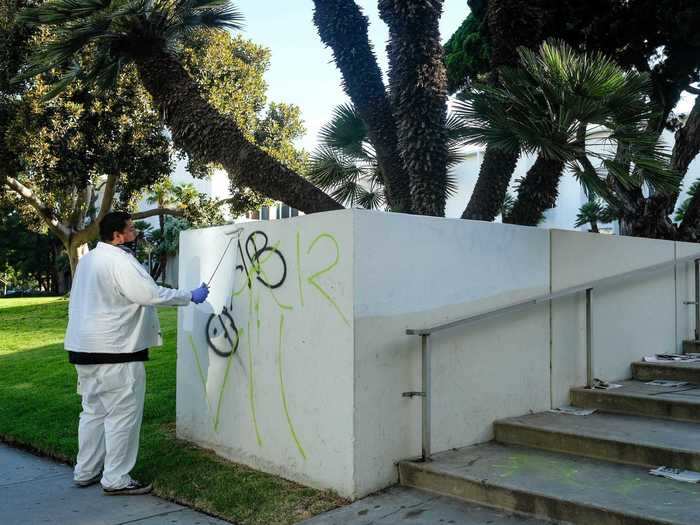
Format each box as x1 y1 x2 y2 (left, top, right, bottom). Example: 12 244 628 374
299 485 555 525
494 411 700 470
632 361 700 383
399 443 700 525
682 340 700 354
570 380 700 423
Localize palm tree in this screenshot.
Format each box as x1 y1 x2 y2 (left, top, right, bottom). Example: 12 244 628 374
16 0 341 215
307 103 462 211
312 0 410 212
146 179 176 281
455 41 679 227
460 0 554 222
378 0 449 217
574 198 618 233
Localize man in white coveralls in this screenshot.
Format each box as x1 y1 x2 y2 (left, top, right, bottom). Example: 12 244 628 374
64 211 210 495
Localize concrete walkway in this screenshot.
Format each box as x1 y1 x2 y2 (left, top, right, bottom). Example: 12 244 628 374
0 443 231 525
1 442 552 525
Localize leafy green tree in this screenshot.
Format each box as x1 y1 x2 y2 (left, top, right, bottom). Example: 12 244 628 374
443 0 489 93
144 181 225 281
0 199 59 293
3 2 309 275
17 0 341 215
2 60 174 273
180 31 308 177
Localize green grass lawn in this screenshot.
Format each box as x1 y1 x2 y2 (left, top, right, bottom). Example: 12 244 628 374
0 297 344 524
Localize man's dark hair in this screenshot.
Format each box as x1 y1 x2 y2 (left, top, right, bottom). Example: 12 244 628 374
99 212 132 242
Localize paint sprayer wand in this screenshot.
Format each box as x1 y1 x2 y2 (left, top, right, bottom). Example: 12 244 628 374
204 227 244 288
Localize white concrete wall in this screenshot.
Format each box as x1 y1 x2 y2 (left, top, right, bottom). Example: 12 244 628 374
549 231 680 406
176 209 700 500
176 211 355 495
352 211 551 496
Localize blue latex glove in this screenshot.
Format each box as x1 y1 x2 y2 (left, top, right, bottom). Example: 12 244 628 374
191 283 209 304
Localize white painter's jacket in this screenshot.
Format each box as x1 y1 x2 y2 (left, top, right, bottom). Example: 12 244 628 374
65 242 192 354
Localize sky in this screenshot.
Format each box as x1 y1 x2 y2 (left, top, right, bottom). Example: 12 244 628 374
231 2 696 154
233 0 470 151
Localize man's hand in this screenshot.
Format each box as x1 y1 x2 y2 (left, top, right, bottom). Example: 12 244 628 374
191 283 209 304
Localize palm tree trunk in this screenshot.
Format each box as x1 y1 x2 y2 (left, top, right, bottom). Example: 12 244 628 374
134 50 342 215
379 0 449 217
462 146 519 220
628 95 700 240
313 0 411 212
462 0 552 222
504 155 565 226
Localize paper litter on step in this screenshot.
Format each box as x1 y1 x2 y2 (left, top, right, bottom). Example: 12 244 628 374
643 354 700 363
649 466 700 484
646 380 688 387
549 406 597 416
590 378 623 390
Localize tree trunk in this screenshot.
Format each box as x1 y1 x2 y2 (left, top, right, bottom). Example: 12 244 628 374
134 50 342 215
462 0 552 222
623 94 700 240
504 156 565 226
379 0 449 217
312 0 411 212
462 146 519 220
67 241 89 276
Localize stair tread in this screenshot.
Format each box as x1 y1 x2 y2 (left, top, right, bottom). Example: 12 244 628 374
497 411 700 454
633 361 700 370
402 443 700 525
300 486 553 525
571 379 700 404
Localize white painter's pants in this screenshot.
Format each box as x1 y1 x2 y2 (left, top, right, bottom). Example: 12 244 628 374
73 362 146 489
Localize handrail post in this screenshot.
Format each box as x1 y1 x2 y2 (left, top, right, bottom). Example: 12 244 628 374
695 259 699 341
586 288 593 388
421 334 431 461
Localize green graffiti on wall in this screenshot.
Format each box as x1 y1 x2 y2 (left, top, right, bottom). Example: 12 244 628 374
186 227 350 458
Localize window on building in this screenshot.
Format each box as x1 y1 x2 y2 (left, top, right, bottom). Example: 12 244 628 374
261 206 269 220
291 208 299 217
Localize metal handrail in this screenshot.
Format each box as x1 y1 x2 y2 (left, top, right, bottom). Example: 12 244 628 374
405 251 700 461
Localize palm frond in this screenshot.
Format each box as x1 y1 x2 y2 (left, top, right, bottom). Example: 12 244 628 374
16 0 244 98
307 146 365 192
182 3 244 31
318 103 368 159
17 0 111 26
675 180 700 222
355 184 385 210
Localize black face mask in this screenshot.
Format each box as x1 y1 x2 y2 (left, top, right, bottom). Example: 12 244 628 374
118 232 144 257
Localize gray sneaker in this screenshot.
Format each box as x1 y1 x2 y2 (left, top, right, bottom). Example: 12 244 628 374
103 480 153 496
73 472 102 487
